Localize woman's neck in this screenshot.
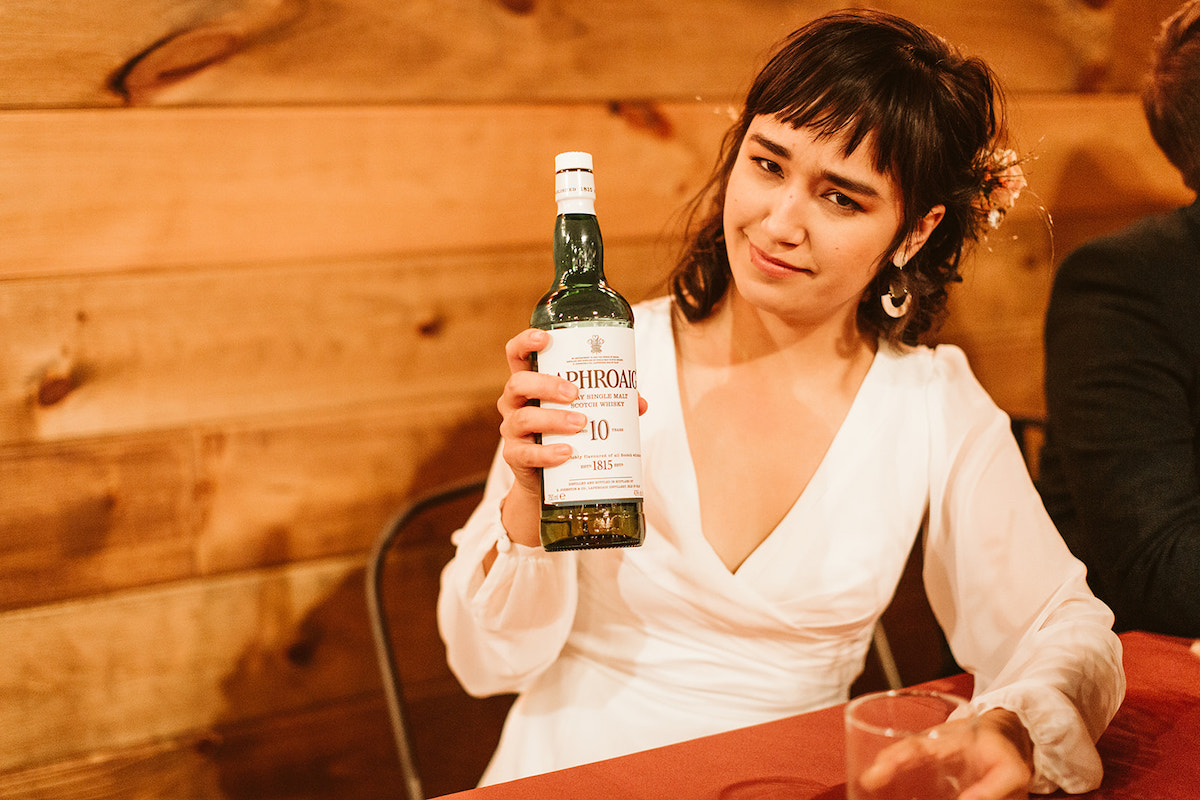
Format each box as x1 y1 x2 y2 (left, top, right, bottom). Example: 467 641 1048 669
691 288 877 372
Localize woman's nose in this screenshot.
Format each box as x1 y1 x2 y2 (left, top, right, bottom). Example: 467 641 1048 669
761 190 806 245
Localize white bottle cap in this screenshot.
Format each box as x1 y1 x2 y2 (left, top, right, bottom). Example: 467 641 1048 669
555 151 596 215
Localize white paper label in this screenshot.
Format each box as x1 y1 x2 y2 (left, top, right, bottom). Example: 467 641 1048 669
539 325 643 505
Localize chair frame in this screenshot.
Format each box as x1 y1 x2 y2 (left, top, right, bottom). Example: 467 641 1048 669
873 623 903 691
366 474 488 800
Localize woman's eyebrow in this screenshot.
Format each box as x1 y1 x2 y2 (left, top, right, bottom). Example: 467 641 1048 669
748 132 790 160
750 131 882 199
821 169 881 199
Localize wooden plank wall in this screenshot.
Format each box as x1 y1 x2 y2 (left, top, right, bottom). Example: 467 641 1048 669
0 1 1191 798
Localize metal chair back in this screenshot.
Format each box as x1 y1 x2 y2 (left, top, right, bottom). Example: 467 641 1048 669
366 475 514 800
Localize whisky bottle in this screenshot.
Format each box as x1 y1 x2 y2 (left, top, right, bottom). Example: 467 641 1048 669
530 151 645 551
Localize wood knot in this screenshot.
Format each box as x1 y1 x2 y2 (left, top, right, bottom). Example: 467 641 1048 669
495 0 536 13
417 314 445 337
285 636 318 667
110 26 245 105
108 0 304 104
194 733 224 756
608 101 674 139
37 369 76 407
1075 60 1110 93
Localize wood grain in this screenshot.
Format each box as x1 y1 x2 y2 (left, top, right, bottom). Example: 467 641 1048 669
192 396 502 577
0 242 666 446
4 0 1178 110
0 97 1181 281
0 695 401 800
0 514 499 779
0 392 503 610
0 431 196 609
4 95 1180 431
0 104 713 279
0 556 371 772
0 688 514 800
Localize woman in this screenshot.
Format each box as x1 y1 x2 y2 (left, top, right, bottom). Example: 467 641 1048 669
438 10 1124 798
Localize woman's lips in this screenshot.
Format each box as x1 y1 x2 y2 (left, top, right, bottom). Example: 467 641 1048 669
749 243 810 278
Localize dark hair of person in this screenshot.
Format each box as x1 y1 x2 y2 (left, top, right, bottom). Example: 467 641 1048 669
669 9 1009 346
1143 0 1200 193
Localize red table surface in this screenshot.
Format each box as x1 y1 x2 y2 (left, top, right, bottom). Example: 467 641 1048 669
436 631 1200 800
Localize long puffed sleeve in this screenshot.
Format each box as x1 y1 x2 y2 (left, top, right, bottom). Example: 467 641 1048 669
437 448 579 698
923 347 1125 795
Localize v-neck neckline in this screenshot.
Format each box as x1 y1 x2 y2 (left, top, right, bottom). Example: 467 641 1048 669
661 304 887 577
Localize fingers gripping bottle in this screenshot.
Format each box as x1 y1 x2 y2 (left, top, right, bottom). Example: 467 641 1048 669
530 152 646 550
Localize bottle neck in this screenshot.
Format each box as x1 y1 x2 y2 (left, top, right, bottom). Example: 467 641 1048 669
553 213 605 285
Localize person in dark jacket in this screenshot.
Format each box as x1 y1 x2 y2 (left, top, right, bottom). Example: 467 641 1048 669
1038 0 1200 636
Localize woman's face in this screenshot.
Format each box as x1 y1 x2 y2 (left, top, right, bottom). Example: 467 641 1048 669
722 114 938 330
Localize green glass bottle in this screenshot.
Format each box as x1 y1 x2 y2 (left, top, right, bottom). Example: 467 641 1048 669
530 151 645 551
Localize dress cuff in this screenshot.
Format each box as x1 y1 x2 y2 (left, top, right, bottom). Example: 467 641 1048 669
493 525 544 557
971 687 1102 794
461 519 571 633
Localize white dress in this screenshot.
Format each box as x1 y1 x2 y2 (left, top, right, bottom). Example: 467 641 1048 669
437 296 1124 793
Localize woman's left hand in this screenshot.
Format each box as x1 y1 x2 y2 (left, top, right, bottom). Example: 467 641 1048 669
958 709 1034 800
857 708 1033 800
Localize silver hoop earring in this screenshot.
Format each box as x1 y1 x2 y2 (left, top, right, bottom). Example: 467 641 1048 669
881 268 911 318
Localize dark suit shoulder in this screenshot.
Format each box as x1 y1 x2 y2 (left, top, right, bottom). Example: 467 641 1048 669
1055 203 1200 294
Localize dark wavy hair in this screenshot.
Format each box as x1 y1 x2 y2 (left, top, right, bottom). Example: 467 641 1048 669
1143 0 1200 192
669 9 1009 346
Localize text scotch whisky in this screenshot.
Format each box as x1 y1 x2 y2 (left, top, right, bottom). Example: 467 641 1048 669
530 151 645 550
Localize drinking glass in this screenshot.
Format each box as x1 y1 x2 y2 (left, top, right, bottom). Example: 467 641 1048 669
844 689 979 800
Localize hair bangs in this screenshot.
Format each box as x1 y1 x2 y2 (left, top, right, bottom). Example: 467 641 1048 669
754 43 931 188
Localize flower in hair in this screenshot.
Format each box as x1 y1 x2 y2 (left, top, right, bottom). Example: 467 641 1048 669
982 148 1027 229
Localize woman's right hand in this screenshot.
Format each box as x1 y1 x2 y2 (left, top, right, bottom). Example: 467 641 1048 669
499 328 588 491
493 328 648 552
495 329 587 547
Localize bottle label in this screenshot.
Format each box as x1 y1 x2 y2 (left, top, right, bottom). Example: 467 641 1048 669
539 325 643 505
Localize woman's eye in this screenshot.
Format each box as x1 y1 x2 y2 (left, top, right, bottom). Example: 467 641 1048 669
827 191 863 212
750 156 783 176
